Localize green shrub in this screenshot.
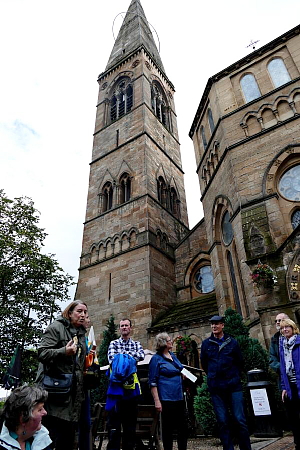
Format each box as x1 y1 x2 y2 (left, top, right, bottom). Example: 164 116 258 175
193 376 217 435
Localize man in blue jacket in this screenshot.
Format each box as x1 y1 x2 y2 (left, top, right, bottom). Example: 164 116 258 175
200 315 251 450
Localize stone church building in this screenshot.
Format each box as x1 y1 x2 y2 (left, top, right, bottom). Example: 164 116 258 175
75 0 300 358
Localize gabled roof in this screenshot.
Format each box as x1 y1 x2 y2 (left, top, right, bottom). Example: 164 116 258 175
105 0 164 72
149 293 218 330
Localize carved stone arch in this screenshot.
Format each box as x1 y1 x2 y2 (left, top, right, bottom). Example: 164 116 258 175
161 233 168 251
274 96 294 121
105 239 113 258
107 72 134 97
116 160 134 179
113 234 121 254
263 145 300 196
240 109 259 126
259 105 277 129
90 244 99 264
98 169 116 193
289 87 300 114
98 242 105 260
156 228 162 247
128 227 139 248
246 114 261 135
121 231 130 251
183 253 212 287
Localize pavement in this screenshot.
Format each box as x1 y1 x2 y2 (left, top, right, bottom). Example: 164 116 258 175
97 433 295 449
182 433 295 449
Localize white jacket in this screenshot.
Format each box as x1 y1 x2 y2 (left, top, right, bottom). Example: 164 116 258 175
0 424 52 450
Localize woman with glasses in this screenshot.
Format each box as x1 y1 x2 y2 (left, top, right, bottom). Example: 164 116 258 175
148 332 188 450
279 318 300 450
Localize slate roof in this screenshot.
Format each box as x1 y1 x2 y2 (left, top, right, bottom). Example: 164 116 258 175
149 293 219 330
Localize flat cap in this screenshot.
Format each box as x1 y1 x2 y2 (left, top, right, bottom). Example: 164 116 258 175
209 315 224 323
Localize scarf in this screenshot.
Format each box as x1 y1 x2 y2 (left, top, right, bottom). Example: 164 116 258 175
283 334 297 377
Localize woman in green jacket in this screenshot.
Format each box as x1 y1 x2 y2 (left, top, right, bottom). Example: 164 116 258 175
37 300 88 450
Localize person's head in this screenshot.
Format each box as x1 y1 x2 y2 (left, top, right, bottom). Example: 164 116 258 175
84 314 91 329
209 315 225 339
2 385 48 436
119 318 132 340
274 313 289 331
155 332 173 353
62 300 88 328
280 318 300 339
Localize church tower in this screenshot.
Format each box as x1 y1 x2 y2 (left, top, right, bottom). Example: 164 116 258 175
76 0 189 344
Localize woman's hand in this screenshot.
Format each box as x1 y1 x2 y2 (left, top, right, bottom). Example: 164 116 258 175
154 399 162 412
65 339 77 355
282 389 287 402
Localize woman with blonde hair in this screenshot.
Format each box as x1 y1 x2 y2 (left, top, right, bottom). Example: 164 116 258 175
279 318 300 450
148 332 188 450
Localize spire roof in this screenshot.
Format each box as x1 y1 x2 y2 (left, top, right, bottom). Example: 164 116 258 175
105 0 164 72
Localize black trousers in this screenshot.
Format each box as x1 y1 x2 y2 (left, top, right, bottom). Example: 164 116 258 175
161 400 188 450
43 415 77 450
106 398 138 450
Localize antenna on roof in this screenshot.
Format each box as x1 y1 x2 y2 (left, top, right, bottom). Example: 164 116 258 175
246 39 260 50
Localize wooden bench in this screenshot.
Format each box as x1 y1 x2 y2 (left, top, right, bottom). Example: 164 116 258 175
95 403 161 450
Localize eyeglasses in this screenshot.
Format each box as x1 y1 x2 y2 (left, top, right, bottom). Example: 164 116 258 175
275 319 282 323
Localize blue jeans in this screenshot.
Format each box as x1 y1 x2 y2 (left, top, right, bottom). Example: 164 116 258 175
211 390 251 450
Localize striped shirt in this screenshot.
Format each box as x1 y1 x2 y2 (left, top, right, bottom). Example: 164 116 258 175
107 337 145 365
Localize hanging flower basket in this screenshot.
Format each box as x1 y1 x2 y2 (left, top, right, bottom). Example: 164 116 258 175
174 335 192 363
250 263 277 288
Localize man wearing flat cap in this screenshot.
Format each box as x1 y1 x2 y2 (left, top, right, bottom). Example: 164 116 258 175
200 315 251 450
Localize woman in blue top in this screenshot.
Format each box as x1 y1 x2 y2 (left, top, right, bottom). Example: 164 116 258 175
149 332 188 450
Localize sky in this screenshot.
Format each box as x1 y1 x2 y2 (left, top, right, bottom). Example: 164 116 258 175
0 0 299 306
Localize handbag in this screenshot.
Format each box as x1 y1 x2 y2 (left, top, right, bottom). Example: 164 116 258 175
43 373 73 404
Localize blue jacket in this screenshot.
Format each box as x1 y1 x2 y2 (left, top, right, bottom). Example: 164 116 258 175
148 352 184 402
200 333 243 393
279 334 300 399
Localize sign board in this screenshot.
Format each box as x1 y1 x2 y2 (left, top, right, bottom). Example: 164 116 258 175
250 388 271 416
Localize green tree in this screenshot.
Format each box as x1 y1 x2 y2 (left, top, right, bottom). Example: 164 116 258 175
91 315 118 405
0 190 74 384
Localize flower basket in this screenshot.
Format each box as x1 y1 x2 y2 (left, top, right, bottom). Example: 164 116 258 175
250 263 276 288
174 335 192 364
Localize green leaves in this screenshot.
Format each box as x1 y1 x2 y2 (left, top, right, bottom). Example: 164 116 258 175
0 190 74 384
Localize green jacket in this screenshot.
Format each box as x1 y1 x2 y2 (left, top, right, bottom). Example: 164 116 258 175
37 316 86 423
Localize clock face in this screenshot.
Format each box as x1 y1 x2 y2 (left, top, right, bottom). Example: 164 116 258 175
222 211 233 245
278 165 300 201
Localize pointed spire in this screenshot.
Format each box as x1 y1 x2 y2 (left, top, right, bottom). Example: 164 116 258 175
105 0 164 72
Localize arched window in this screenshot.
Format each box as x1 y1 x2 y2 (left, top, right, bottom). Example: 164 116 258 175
292 210 300 229
201 126 207 149
110 78 133 122
208 109 215 134
194 265 215 293
119 173 131 204
227 251 242 315
102 182 113 212
240 73 261 103
151 82 169 129
268 58 291 88
157 176 167 208
170 187 180 217
221 211 233 245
